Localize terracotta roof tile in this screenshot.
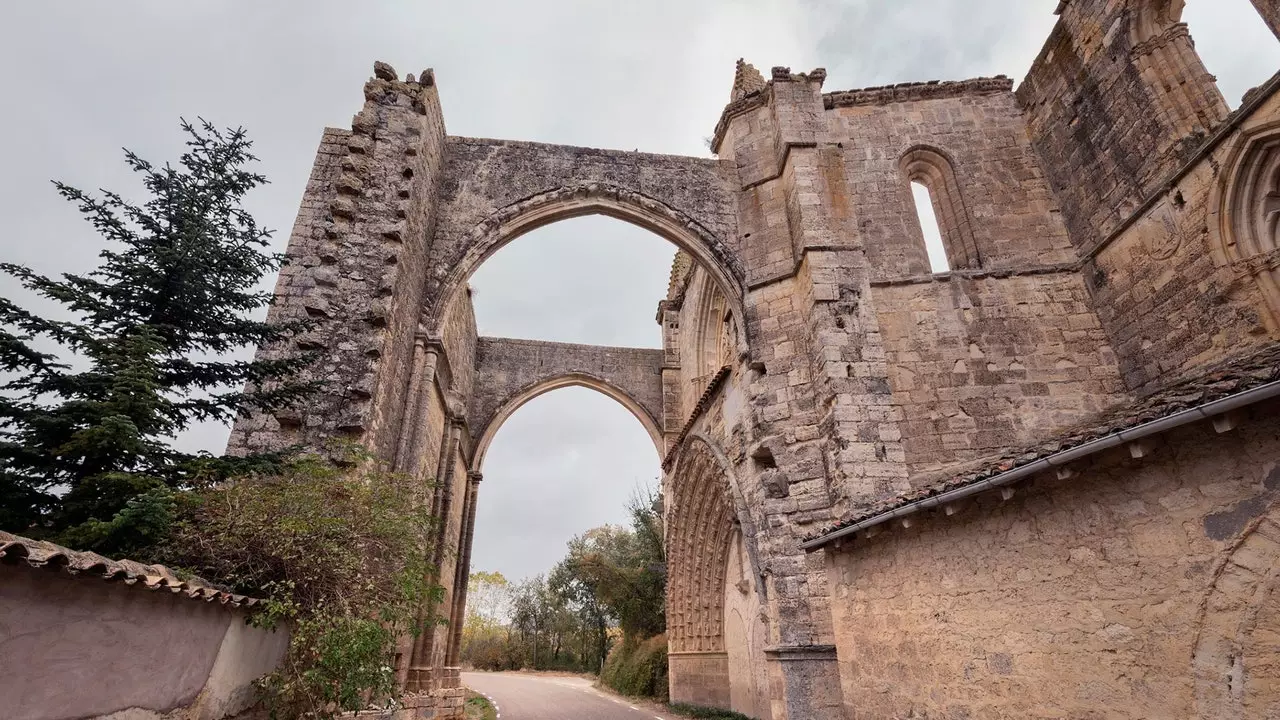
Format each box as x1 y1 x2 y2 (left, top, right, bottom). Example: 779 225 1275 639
0 531 263 609
807 343 1280 542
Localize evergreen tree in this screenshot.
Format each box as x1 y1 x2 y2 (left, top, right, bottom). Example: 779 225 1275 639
0 119 316 548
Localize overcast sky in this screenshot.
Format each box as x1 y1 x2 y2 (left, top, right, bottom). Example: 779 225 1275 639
2 1 1277 582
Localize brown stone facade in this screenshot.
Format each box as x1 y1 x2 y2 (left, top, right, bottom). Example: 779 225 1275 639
231 3 1280 717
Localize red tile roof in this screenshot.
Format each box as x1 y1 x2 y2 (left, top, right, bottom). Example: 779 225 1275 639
0 531 263 609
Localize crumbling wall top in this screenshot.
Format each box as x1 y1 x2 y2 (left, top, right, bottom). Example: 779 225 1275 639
823 76 1014 110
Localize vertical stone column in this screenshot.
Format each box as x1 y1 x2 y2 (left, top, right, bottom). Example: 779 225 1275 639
445 472 482 667
712 64 912 719
1131 25 1228 138
406 415 464 693
1252 0 1280 41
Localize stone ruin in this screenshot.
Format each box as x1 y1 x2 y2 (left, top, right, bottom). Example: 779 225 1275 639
225 1 1280 717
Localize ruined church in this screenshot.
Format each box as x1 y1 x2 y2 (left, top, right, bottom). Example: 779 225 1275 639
220 0 1280 717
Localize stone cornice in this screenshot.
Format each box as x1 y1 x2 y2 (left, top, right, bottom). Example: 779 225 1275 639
823 76 1014 110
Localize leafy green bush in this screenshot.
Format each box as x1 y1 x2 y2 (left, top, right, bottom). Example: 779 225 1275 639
600 633 669 699
159 444 439 719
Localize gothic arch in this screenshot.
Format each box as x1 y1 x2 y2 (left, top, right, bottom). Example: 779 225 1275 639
666 437 738 654
1191 499 1280 718
1208 122 1280 333
686 269 737 384
470 372 664 471
427 184 748 350
899 145 980 270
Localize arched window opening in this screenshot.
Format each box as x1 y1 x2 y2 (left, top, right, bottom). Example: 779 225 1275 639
911 181 950 273
900 146 978 272
1182 0 1280 109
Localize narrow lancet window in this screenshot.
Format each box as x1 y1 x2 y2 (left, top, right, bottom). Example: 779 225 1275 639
911 181 950 273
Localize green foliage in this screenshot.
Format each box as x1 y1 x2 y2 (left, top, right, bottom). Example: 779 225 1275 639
555 487 666 641
458 485 668 682
666 703 754 720
159 445 439 719
600 633 669 700
464 690 498 720
0 119 316 548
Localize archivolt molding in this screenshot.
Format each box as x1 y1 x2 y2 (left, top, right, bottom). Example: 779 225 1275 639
470 372 664 471
682 432 768 601
1190 499 1280 719
427 183 747 345
666 438 739 654
1208 122 1280 333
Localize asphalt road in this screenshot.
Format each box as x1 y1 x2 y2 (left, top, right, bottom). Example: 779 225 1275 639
461 672 675 720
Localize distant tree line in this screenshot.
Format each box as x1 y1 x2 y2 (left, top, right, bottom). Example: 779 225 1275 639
460 488 667 678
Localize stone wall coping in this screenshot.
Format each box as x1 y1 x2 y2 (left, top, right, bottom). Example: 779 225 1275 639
823 76 1014 110
446 135 724 168
477 336 664 355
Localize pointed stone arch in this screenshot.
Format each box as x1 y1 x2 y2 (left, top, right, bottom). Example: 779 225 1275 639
468 337 666 470
470 372 663 471
1208 121 1280 334
425 181 748 353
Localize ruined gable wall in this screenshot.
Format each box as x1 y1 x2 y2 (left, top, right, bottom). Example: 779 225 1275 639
1016 0 1226 250
824 401 1280 719
227 67 449 461
1084 89 1280 393
226 127 347 456
826 83 1075 278
874 273 1126 477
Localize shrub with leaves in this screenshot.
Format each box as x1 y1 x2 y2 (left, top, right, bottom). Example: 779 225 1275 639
161 444 439 719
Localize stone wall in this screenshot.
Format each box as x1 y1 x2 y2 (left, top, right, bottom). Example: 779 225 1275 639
873 272 1126 476
823 400 1280 719
1084 87 1280 394
826 79 1075 278
1016 0 1227 252
228 65 449 460
1 561 286 720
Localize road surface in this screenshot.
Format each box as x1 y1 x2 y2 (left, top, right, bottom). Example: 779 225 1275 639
461 671 675 720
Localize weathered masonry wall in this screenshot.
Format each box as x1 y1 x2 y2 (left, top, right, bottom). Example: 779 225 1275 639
825 79 1076 278
874 273 1125 476
1084 88 1280 393
823 402 1280 720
